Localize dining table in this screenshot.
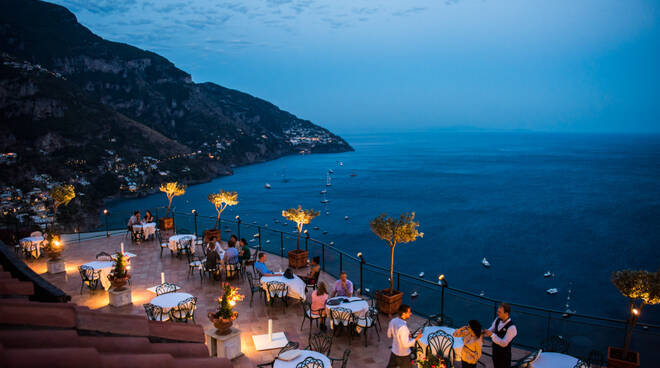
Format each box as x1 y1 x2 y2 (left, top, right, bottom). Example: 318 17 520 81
168 234 196 253
81 260 115 290
532 352 580 368
150 292 194 313
20 236 44 257
260 274 306 301
325 296 370 330
416 326 463 364
132 222 156 239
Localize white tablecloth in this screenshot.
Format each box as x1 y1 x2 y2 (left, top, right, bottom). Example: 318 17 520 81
133 222 156 238
112 252 136 260
532 352 579 368
326 296 370 330
417 326 463 363
82 261 115 290
273 350 331 368
20 236 44 257
260 275 306 301
168 234 196 253
150 292 194 312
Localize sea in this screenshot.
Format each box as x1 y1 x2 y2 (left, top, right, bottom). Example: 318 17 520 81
106 131 660 324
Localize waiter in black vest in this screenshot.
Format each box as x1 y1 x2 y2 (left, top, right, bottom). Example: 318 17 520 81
483 302 517 368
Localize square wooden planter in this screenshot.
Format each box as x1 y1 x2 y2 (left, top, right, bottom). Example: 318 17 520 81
607 347 640 368
159 217 174 231
288 249 308 268
377 289 403 317
204 229 222 243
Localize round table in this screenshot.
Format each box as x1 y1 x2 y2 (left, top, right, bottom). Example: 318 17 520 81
260 275 306 301
326 296 369 317
532 352 579 368
150 292 194 312
82 260 115 290
273 350 331 368
168 234 196 253
416 326 463 363
133 222 156 239
20 236 44 257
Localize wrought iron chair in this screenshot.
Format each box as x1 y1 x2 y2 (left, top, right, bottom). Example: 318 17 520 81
541 335 569 353
427 330 455 367
303 270 319 293
95 251 113 261
256 341 300 368
301 301 325 337
157 230 170 257
587 349 604 368
296 357 324 368
330 348 351 368
130 226 144 243
330 307 355 345
143 303 169 321
176 237 192 257
78 265 101 294
154 282 179 295
169 296 197 323
185 250 204 280
225 255 240 280
305 332 333 356
360 289 383 331
246 271 266 307
267 281 289 312
355 306 380 347
512 349 542 368
573 360 589 368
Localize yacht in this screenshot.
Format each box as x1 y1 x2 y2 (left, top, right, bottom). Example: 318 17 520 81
419 272 425 278
313 226 320 230
411 291 419 298
264 183 271 189
328 169 334 174
320 189 327 195
344 216 349 220
546 288 559 295
482 257 491 268
544 271 553 278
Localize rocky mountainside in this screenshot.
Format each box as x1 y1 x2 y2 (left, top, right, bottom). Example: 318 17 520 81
0 0 352 231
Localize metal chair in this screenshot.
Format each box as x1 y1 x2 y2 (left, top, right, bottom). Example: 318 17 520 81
267 281 289 312
225 255 240 280
176 237 192 257
186 251 204 279
169 296 197 323
246 271 265 307
256 341 300 368
301 301 325 337
78 265 100 294
427 330 455 367
355 306 380 346
512 349 542 368
330 348 351 368
330 307 355 345
157 231 170 257
573 360 589 368
143 303 169 321
154 282 179 295
587 350 604 368
305 332 333 356
295 357 324 368
541 335 569 353
95 251 113 261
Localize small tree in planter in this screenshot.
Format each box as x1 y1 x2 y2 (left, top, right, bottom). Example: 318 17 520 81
43 232 65 274
159 182 186 230
370 212 423 316
208 283 245 335
282 205 319 268
108 252 131 291
608 269 660 368
49 184 75 232
206 190 238 242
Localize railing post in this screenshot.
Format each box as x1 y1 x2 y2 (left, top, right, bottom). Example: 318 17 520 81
397 272 400 291
359 261 363 295
280 232 284 257
339 253 343 273
193 210 198 237
546 311 551 340
258 227 261 248
493 301 498 320
321 243 325 272
305 232 309 251
441 284 445 323
237 218 241 239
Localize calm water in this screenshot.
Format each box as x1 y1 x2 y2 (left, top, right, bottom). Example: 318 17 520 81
107 131 660 323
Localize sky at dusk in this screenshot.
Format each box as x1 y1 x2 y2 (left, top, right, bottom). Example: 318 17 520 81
50 0 660 134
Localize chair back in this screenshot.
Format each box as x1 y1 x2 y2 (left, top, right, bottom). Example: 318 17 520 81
30 231 42 238
339 349 351 368
78 265 98 282
278 341 299 355
330 307 354 327
170 296 197 322
143 303 166 321
307 332 333 356
155 282 178 295
178 237 192 252
518 349 542 368
573 360 589 368
246 271 257 290
357 307 378 328
267 281 288 298
427 330 454 362
295 357 324 368
541 335 569 353
225 261 239 279
96 251 113 261
587 349 604 367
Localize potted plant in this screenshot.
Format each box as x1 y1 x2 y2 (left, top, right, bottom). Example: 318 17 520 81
49 184 75 232
208 283 244 335
418 354 447 368
206 190 238 243
43 232 65 274
107 252 131 291
370 212 423 316
608 269 660 368
282 205 319 268
159 182 186 230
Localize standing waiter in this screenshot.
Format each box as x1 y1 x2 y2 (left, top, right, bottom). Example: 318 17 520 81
484 302 517 368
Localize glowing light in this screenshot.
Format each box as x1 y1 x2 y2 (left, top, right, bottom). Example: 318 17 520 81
632 308 640 316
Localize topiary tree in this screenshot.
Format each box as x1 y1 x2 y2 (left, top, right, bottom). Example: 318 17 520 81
49 184 75 232
282 206 320 250
370 212 423 294
612 269 660 354
208 190 238 239
159 182 186 217
108 252 131 291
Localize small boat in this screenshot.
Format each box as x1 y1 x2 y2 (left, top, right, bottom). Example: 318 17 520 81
274 219 280 223
249 238 256 243
313 226 320 230
320 199 329 204
253 233 260 238
326 173 332 187
283 222 288 226
266 240 271 243
329 241 335 246
419 272 425 278
337 161 343 166
328 169 334 174
544 271 554 278
546 288 559 295
482 257 491 268
344 216 349 220
411 291 419 298
322 231 328 235
325 211 330 216
479 291 485 297
264 183 271 189
320 189 327 195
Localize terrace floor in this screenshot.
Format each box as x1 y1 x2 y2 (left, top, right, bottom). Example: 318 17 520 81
27 234 531 367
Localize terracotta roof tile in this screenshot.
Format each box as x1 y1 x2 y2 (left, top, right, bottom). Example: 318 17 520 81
147 320 205 343
3 347 101 368
78 336 152 354
99 353 175 368
0 300 76 328
76 309 149 336
149 342 209 357
0 279 34 296
171 357 234 368
0 330 80 348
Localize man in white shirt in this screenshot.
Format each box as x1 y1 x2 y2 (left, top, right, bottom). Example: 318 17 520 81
484 302 517 368
387 304 421 367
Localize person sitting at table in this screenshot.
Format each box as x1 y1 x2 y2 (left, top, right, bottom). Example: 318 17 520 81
331 271 354 297
127 211 140 228
225 240 239 264
228 234 238 249
311 281 329 331
143 210 153 223
300 256 321 286
254 253 281 277
238 238 251 262
205 243 221 280
453 320 484 368
209 236 223 257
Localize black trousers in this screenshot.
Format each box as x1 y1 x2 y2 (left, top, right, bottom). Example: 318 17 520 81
492 348 511 368
386 353 411 368
461 361 477 368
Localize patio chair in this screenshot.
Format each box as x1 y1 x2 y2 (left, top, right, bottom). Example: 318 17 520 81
154 282 179 295
301 301 325 338
176 237 192 257
541 335 569 353
78 265 100 294
330 348 351 368
256 341 300 368
267 281 289 312
246 271 265 307
95 251 113 261
427 330 455 367
157 231 169 257
305 332 333 356
573 360 589 368
586 349 604 367
143 303 169 322
225 255 240 280
131 227 144 243
512 349 542 368
186 251 204 280
330 307 355 345
355 306 380 347
295 357 324 368
169 296 197 323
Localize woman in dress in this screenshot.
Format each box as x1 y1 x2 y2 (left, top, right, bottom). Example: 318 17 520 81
310 281 329 330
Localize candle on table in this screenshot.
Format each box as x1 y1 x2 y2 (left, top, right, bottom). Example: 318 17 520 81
161 272 165 284
120 242 124 254
268 319 272 342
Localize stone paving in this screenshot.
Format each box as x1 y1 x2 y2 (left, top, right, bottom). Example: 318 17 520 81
26 233 531 367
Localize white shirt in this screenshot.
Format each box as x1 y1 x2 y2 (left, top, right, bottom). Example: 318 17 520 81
387 317 416 356
213 242 224 256
488 318 517 348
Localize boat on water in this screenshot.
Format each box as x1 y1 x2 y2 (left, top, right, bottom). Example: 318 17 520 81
266 240 270 243
344 216 349 220
411 291 419 298
546 288 558 295
328 169 334 174
264 183 271 189
326 173 332 187
544 271 553 278
337 161 343 166
249 238 256 243
419 272 425 278
325 211 330 216
320 189 327 195
482 257 491 268
320 199 329 204
313 226 320 230
479 291 485 297
253 233 260 238
283 222 288 226
322 231 328 235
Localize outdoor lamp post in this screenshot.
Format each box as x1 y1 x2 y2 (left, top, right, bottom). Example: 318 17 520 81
103 209 109 237
235 215 241 239
438 274 449 323
304 229 309 251
192 209 198 237
357 252 366 295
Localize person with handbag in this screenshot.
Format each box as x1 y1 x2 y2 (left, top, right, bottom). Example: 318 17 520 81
453 320 483 368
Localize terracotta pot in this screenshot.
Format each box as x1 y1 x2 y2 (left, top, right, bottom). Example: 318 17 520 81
208 312 235 335
204 229 222 243
377 289 403 317
607 347 640 368
288 249 308 268
159 217 174 231
110 276 130 291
